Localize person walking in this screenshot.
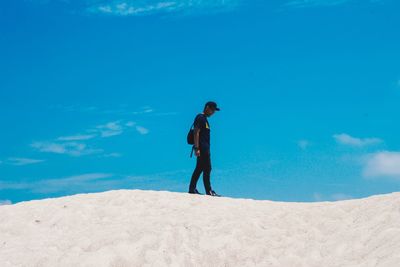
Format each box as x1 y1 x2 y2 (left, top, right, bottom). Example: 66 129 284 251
188 101 221 197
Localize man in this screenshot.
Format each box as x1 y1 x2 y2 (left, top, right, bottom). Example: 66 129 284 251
188 101 221 197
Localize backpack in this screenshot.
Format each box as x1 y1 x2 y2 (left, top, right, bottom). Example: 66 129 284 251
187 123 195 145
187 114 200 145
187 114 201 157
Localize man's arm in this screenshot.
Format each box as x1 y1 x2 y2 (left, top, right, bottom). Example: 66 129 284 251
194 128 200 156
193 114 205 156
194 128 200 148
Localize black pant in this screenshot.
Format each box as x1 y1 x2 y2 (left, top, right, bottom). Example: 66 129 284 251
189 150 212 193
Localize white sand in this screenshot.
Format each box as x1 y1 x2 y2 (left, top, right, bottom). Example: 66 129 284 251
1 190 400 267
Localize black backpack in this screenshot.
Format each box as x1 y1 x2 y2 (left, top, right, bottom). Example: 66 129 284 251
187 115 201 157
187 123 195 145
187 114 200 145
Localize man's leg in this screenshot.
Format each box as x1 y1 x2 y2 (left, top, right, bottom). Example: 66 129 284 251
202 151 212 194
189 156 203 192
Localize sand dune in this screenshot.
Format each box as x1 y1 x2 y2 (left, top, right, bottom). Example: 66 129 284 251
1 190 400 267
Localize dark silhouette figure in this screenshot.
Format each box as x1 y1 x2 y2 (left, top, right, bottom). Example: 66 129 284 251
188 101 221 197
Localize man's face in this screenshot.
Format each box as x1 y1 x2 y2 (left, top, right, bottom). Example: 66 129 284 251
205 106 216 117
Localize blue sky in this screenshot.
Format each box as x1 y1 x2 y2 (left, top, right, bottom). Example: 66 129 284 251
1 0 400 204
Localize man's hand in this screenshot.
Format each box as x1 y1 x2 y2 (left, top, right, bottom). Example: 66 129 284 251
195 149 201 157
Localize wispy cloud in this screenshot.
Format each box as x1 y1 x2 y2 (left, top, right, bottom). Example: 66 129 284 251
87 0 240 16
363 151 400 179
102 152 122 158
33 173 114 193
92 120 140 137
0 181 27 190
0 200 12 206
125 121 136 127
136 126 149 135
7 158 45 166
0 173 114 194
0 173 113 193
95 121 125 137
99 106 158 116
57 120 137 141
57 134 97 141
132 106 154 115
92 1 177 16
284 0 382 8
333 133 383 147
32 119 145 157
0 170 188 194
31 142 103 157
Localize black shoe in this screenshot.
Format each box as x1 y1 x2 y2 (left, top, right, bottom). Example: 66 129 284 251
188 189 202 195
207 190 221 197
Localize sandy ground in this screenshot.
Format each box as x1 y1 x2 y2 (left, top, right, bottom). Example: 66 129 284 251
1 189 400 267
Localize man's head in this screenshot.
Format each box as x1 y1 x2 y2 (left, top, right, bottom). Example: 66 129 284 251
203 101 220 117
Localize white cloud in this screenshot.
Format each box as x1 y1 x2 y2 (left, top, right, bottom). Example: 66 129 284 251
132 107 154 115
0 169 190 194
34 173 113 194
333 133 383 147
93 1 177 16
0 173 113 193
31 142 103 157
57 134 96 141
58 120 138 141
136 126 149 135
7 158 45 166
0 181 29 190
95 121 124 137
31 119 145 157
35 173 113 192
125 121 136 127
31 142 66 154
298 140 310 150
0 172 152 194
0 200 12 206
363 151 400 179
88 0 239 16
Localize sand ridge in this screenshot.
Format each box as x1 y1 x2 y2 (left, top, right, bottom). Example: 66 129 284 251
1 189 400 267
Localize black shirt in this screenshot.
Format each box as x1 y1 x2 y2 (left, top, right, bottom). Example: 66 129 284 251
194 113 210 151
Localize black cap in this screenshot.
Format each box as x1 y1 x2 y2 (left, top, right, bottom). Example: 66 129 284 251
205 101 220 111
